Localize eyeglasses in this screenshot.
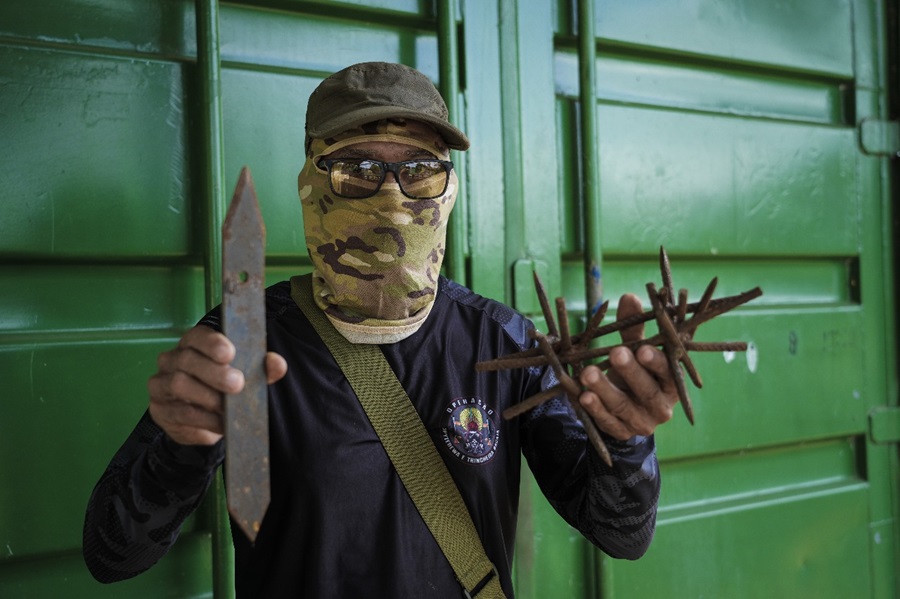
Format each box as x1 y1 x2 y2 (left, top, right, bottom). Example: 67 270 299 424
316 158 454 199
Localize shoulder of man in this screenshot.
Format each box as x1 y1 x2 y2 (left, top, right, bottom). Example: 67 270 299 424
438 276 535 352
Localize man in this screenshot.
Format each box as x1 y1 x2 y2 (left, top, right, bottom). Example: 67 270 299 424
83 61 677 597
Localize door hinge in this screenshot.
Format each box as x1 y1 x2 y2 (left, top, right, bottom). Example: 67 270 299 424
869 406 900 444
859 118 900 157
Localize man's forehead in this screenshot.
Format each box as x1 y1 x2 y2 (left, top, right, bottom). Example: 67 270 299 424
307 119 450 162
334 142 435 158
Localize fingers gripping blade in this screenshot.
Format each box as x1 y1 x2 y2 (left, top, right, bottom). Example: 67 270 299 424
222 167 270 543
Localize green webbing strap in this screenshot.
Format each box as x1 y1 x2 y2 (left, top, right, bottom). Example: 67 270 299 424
291 275 505 599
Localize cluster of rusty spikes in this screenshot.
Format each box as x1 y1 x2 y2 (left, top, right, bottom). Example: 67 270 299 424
475 247 763 466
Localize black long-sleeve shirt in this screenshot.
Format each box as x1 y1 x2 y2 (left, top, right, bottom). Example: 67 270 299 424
83 277 660 598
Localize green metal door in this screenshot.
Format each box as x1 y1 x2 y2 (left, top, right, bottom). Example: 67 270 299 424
0 0 213 595
502 0 900 597
0 1 467 596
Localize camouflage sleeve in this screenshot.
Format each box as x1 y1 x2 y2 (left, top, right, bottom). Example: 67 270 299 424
82 411 223 583
520 387 660 560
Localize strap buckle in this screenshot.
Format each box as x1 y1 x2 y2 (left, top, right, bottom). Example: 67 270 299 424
463 565 499 599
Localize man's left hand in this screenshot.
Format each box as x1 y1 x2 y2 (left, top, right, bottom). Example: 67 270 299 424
578 293 679 440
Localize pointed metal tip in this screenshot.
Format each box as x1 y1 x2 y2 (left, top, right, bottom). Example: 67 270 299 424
229 489 270 544
233 518 263 545
682 399 695 425
224 166 265 238
234 165 254 192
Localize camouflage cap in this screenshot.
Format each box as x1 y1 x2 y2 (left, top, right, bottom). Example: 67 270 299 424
306 62 470 151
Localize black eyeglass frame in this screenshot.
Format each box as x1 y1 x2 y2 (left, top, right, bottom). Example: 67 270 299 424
316 158 454 200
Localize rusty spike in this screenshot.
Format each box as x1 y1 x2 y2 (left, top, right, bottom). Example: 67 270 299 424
533 270 559 338
222 167 270 543
534 331 612 466
696 276 718 316
577 300 609 350
503 385 565 420
676 288 689 324
647 283 696 424
659 246 676 310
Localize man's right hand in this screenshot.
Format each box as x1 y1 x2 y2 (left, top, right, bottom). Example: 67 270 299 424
148 325 287 446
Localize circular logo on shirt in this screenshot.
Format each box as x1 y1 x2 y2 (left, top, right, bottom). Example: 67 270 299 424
441 397 499 464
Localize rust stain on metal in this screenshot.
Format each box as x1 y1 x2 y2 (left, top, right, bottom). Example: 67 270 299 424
477 246 762 467
222 166 270 543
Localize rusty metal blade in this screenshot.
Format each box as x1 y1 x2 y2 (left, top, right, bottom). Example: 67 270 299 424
222 166 269 543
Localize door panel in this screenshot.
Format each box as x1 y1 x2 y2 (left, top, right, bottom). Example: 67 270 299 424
544 0 896 597
0 0 445 596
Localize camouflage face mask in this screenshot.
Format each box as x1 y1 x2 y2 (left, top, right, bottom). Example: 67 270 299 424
297 120 458 344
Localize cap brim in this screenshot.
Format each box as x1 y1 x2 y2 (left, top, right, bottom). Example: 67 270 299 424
307 105 470 151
